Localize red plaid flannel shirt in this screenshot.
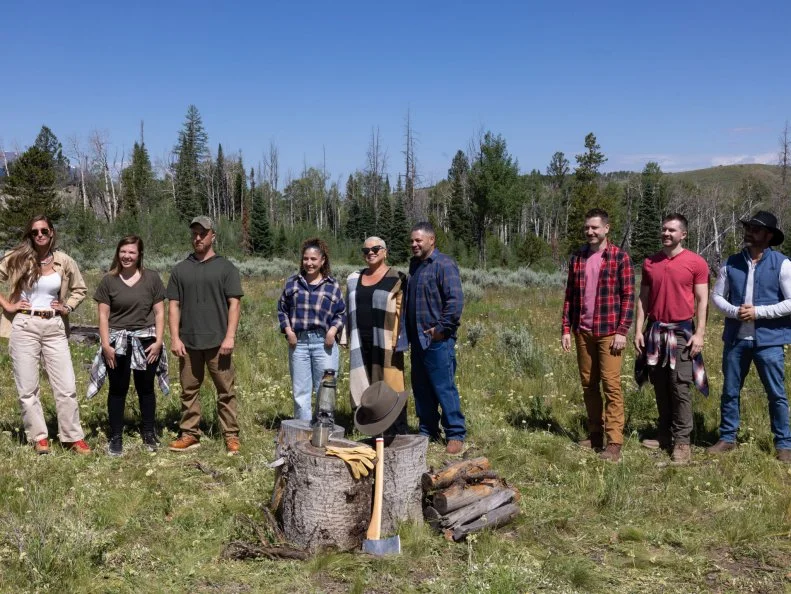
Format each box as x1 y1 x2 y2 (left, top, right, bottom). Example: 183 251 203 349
562 242 635 337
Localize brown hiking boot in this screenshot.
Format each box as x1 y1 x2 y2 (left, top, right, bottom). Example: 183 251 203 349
776 449 791 463
599 444 622 462
225 436 240 455
671 443 691 465
169 434 200 452
34 438 50 455
446 439 464 455
578 433 604 451
707 440 736 454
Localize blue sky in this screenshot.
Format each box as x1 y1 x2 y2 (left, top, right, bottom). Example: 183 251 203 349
2 0 789 184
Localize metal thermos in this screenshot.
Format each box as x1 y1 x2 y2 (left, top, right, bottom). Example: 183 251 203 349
311 369 337 447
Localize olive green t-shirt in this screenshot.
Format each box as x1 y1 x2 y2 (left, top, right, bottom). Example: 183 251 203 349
166 254 243 350
93 269 166 330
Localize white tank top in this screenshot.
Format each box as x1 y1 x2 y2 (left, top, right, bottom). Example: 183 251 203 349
22 272 61 310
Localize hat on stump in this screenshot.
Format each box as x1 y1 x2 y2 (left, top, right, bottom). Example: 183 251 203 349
354 381 408 436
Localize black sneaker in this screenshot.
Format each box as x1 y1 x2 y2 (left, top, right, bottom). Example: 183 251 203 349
108 435 123 457
142 431 160 452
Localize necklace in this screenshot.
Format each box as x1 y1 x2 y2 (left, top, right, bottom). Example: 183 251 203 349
39 252 53 265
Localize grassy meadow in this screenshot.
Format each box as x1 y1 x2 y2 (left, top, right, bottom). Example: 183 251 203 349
1 267 790 593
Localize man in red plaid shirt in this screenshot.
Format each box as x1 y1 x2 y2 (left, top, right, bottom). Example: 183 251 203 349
562 208 635 462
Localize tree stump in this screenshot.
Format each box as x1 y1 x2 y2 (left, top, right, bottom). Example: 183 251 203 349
377 434 429 534
280 437 373 552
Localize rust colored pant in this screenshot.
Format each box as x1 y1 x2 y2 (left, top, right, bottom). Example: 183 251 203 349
178 347 239 438
574 331 625 445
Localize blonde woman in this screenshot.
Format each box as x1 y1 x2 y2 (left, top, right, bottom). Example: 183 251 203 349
0 215 89 454
343 236 408 434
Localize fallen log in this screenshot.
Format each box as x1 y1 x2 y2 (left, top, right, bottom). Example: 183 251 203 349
423 505 442 530
448 503 521 542
433 478 504 515
440 488 518 529
421 457 490 491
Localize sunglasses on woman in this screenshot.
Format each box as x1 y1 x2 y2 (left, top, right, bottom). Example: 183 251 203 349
361 246 385 255
30 228 51 237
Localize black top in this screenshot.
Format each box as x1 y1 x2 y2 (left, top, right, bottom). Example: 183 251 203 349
355 283 376 341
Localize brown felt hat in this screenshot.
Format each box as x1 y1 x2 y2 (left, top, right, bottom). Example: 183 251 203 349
354 381 408 436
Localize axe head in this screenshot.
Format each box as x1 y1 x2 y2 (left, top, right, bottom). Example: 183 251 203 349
362 535 401 556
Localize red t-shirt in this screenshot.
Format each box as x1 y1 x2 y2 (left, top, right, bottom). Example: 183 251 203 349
642 249 709 323
579 249 603 331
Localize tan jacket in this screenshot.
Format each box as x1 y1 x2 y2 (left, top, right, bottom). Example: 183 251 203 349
0 250 87 338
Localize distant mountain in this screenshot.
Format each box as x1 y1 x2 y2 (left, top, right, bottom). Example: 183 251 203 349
668 163 780 190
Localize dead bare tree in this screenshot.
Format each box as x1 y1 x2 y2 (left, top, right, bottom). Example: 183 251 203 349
779 120 790 196
263 141 279 223
67 135 90 210
366 127 388 212
403 110 418 217
90 131 117 221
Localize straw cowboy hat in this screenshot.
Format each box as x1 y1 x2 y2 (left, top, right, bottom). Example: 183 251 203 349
354 381 408 436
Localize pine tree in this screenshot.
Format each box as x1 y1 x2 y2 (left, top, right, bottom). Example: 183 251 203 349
344 175 361 241
120 141 153 217
389 194 410 263
233 158 244 221
567 133 608 251
241 167 254 255
1 146 60 240
250 181 273 257
631 162 664 265
377 193 393 245
34 125 70 183
216 144 228 215
173 105 209 221
447 150 473 245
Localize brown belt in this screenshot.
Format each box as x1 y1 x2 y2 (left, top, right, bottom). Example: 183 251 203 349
18 309 56 319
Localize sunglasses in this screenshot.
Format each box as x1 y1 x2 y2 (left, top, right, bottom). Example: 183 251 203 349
30 228 51 237
361 246 385 255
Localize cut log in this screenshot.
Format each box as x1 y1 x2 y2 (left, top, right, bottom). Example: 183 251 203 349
421 457 490 492
433 479 505 515
280 437 372 552
270 419 345 510
423 506 442 530
376 434 429 533
448 503 521 541
440 488 518 529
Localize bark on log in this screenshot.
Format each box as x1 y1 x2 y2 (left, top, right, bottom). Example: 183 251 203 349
440 488 518 529
433 479 504 515
423 505 442 530
377 434 429 533
421 457 491 492
280 437 372 552
448 503 521 542
270 419 345 510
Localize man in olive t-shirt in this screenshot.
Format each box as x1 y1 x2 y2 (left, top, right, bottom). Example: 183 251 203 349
167 216 244 454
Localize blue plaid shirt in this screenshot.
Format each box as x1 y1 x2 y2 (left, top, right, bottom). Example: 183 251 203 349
277 274 346 334
407 249 464 350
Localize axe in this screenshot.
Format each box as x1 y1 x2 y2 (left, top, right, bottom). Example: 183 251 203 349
362 436 401 555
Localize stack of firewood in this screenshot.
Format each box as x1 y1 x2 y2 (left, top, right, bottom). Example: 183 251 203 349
422 457 520 542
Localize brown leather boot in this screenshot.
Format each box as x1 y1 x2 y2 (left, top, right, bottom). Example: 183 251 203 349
671 443 691 464
706 440 736 454
776 449 791 463
599 444 622 462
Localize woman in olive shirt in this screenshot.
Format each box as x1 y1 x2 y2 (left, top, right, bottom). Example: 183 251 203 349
93 236 167 456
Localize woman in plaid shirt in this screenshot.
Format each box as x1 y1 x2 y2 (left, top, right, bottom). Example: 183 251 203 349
277 238 346 421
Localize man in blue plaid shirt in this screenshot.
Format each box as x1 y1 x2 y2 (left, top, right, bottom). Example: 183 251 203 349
406 222 466 454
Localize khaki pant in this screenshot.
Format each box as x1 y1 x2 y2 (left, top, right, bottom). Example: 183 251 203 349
9 314 84 443
574 331 625 445
179 347 239 438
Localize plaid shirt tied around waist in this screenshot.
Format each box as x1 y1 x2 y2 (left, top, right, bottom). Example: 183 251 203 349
277 274 346 334
87 326 170 399
635 320 709 396
562 243 635 337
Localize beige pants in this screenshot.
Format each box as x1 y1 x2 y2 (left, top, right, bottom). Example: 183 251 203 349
9 314 84 443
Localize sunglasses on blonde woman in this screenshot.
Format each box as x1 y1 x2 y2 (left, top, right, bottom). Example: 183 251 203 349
361 246 384 255
30 228 51 237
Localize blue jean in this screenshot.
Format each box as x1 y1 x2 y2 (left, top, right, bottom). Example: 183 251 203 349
289 330 339 421
410 338 466 441
719 339 791 449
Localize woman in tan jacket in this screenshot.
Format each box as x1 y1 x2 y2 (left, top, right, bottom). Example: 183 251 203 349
0 215 90 455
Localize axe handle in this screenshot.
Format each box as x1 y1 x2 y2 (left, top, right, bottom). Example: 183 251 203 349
366 436 384 540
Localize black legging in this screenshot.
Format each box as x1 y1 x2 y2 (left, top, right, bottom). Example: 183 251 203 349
359 334 408 435
107 336 159 436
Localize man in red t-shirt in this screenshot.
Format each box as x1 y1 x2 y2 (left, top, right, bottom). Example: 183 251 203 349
634 213 709 464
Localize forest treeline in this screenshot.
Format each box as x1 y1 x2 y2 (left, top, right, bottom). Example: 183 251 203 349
1 107 789 270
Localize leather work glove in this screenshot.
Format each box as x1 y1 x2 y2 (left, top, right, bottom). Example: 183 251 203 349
325 445 377 480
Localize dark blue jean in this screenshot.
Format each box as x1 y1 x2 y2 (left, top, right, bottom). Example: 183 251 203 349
719 339 791 449
410 338 466 441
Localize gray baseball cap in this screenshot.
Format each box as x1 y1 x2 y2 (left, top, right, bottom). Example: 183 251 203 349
189 216 215 230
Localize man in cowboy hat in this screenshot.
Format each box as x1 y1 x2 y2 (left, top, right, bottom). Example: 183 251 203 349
709 210 791 463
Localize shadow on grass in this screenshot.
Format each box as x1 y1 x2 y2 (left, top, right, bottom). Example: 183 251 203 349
505 395 580 441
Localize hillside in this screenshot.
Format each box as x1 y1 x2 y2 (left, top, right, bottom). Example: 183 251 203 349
668 163 781 190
